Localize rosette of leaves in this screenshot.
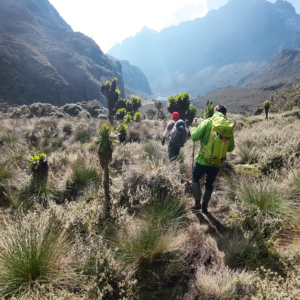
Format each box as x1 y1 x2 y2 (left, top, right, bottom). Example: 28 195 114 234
124 113 133 123
29 152 48 181
116 98 127 110
167 92 190 120
101 78 119 123
131 97 142 115
92 123 118 217
186 107 197 123
117 124 128 143
116 108 127 120
134 112 143 122
204 100 215 119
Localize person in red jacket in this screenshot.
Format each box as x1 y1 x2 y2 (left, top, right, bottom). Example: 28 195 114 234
162 112 189 161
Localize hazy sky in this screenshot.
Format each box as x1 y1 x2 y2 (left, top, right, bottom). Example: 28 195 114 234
49 0 300 53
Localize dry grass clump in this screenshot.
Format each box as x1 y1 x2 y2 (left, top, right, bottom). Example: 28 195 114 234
195 265 252 300
231 115 300 174
107 196 188 287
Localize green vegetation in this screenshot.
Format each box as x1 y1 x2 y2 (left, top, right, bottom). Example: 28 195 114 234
204 100 215 118
124 114 133 123
134 111 143 121
0 216 72 299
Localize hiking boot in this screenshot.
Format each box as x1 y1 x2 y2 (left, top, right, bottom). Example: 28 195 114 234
191 182 201 210
202 190 212 214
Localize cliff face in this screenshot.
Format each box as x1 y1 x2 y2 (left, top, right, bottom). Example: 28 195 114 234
0 0 125 107
107 55 153 95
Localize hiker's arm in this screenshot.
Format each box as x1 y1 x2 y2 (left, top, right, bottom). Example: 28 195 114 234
191 120 208 142
228 135 235 152
162 122 174 145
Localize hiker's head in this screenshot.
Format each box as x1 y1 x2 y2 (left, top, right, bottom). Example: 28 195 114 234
214 104 227 116
172 112 180 120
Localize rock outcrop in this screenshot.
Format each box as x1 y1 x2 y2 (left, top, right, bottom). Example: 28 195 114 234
3 100 108 119
0 0 125 107
107 55 153 95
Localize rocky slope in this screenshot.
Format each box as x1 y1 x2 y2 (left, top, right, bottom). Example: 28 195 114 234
107 55 153 95
0 0 125 107
239 49 300 87
193 47 300 114
0 100 108 119
108 0 300 97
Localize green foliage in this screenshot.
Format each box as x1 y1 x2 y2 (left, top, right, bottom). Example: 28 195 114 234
107 196 186 286
117 98 128 110
132 97 142 103
244 115 250 118
237 140 259 164
75 131 90 144
117 124 128 133
176 92 190 103
115 89 120 95
92 122 118 153
117 108 126 116
124 114 133 123
0 216 71 298
72 164 99 187
264 100 272 107
114 77 118 81
168 96 176 106
134 112 143 121
0 132 18 144
0 162 13 183
204 100 215 118
105 81 111 85
29 153 46 169
226 176 294 229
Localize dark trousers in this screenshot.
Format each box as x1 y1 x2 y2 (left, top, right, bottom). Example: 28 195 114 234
192 162 220 192
168 143 181 161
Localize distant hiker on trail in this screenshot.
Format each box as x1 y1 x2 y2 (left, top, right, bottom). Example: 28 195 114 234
191 104 235 213
162 112 189 161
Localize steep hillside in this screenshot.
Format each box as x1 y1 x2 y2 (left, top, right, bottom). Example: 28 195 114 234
0 0 125 107
107 55 153 95
108 0 300 97
239 49 300 87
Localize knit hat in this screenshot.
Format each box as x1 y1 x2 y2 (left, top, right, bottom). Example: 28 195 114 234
172 112 180 119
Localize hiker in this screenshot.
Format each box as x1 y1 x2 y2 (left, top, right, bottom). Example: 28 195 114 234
162 112 189 161
191 104 235 213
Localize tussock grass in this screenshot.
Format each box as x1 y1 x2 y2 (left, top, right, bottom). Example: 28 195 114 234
195 265 251 300
237 140 259 164
226 176 293 222
107 196 187 286
72 163 99 188
0 214 76 299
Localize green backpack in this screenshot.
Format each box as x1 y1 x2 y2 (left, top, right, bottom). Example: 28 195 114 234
201 117 234 166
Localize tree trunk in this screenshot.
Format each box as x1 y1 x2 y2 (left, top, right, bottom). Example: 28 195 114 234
265 106 269 120
103 164 111 218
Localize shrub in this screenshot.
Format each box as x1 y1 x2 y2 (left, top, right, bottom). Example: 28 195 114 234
124 114 133 123
127 129 141 143
0 214 74 298
143 142 162 161
107 196 186 286
117 108 126 116
237 140 259 164
75 130 90 143
195 265 251 300
72 164 99 188
51 138 64 149
244 115 250 118
0 161 12 183
117 124 128 133
0 132 18 144
62 123 73 135
226 176 293 224
83 238 136 299
134 112 143 122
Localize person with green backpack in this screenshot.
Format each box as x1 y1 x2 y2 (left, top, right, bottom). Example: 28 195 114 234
191 104 235 213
